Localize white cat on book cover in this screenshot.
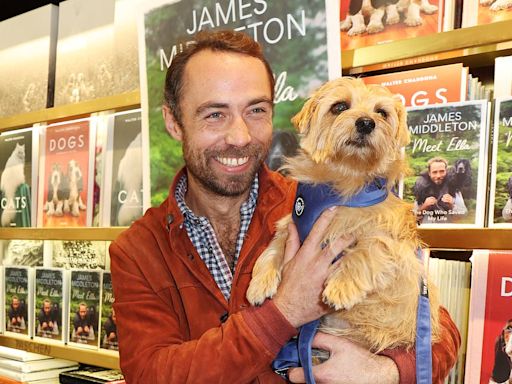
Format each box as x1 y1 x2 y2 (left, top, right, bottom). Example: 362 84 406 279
1 143 26 226
117 132 142 226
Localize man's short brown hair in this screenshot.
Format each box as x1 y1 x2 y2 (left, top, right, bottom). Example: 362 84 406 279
163 30 275 127
427 157 448 171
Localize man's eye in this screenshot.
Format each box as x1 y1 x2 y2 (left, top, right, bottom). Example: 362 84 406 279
206 112 222 119
252 107 265 113
330 102 349 115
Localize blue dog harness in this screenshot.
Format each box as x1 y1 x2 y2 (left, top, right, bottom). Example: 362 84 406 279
272 181 432 384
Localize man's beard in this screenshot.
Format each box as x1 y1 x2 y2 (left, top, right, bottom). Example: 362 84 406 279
183 139 270 197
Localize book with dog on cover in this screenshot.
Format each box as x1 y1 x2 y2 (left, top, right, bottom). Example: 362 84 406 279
0 240 44 267
50 240 106 270
462 0 512 28
465 250 512 384
362 63 468 107
3 266 34 338
99 272 117 352
488 97 512 227
101 109 143 227
37 118 95 227
494 56 512 99
33 267 68 343
401 100 490 227
340 0 444 51
68 269 102 349
0 127 39 228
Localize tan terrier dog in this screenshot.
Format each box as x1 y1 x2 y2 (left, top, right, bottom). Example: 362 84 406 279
246 77 440 352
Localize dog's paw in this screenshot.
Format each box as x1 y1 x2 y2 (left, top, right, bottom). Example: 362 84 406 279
490 0 512 10
340 18 352 31
322 280 366 311
480 0 493 5
348 25 366 35
386 12 400 25
246 269 281 306
421 3 438 13
404 15 423 26
367 20 385 34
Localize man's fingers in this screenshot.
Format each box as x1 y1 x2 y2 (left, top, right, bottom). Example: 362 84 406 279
302 207 337 249
283 222 300 265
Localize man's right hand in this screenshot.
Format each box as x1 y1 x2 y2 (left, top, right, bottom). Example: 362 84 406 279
272 208 355 328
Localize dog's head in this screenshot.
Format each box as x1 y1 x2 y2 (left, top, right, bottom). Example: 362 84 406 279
501 319 512 357
50 163 62 187
291 77 409 185
454 159 471 177
67 160 83 183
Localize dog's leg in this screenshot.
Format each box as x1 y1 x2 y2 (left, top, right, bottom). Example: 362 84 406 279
63 199 70 214
46 202 54 216
322 238 402 310
490 0 512 10
78 195 87 210
403 2 422 26
386 3 400 24
367 7 385 33
71 200 80 217
246 215 291 306
55 201 64 216
420 0 438 13
348 13 367 35
340 15 353 31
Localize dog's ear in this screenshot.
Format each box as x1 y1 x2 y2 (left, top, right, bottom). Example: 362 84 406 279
394 98 410 148
291 96 318 136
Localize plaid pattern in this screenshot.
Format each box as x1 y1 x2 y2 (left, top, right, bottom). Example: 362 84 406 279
175 174 258 300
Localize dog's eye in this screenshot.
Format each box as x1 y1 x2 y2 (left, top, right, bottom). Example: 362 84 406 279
330 102 349 115
376 109 388 119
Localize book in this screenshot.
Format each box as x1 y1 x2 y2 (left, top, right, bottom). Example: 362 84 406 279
0 358 77 373
0 127 39 227
0 346 52 363
50 241 106 270
37 118 95 227
33 268 68 343
488 97 512 227
102 109 143 226
99 272 117 351
401 100 490 227
59 366 124 384
340 0 444 51
0 240 44 267
90 113 110 227
3 267 34 338
465 250 512 384
139 0 341 207
362 63 468 107
0 366 77 383
68 270 102 349
462 0 512 28
53 0 116 106
494 56 512 99
0 4 58 117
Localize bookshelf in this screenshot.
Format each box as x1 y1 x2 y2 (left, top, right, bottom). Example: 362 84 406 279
1 19 512 371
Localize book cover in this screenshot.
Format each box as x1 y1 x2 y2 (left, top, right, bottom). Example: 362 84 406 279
494 56 512 99
0 4 58 117
1 240 44 267
59 366 124 384
462 0 512 27
340 0 443 51
102 109 143 226
0 127 38 227
0 357 78 373
362 63 468 107
401 100 490 227
488 97 512 227
0 366 77 383
465 250 512 384
53 0 116 106
50 241 106 270
37 118 95 227
33 268 68 343
99 272 117 351
139 0 341 207
0 346 52 363
68 270 102 349
91 113 111 227
3 267 33 338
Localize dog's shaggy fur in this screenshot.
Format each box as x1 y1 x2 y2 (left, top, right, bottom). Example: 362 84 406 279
0 143 26 226
447 158 472 199
246 77 441 352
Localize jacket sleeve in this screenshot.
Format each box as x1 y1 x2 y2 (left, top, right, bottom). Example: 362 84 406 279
109 240 296 384
380 306 461 384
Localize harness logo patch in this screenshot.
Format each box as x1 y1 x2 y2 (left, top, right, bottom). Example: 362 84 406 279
295 196 305 217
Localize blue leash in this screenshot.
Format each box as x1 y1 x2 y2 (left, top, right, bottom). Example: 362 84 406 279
272 181 432 384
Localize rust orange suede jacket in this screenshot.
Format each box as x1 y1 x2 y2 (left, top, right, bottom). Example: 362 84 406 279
110 166 460 384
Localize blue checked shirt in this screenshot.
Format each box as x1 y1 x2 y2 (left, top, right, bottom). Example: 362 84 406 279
175 174 258 300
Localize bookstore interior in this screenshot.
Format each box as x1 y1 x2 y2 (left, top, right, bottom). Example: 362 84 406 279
0 0 512 383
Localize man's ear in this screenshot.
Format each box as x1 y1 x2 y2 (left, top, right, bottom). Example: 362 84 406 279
162 105 183 142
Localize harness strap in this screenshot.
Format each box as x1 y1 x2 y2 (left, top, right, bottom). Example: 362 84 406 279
416 248 432 384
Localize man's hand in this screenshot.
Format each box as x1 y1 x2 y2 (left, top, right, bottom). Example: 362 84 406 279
420 196 437 211
273 208 355 328
288 333 399 384
440 194 454 208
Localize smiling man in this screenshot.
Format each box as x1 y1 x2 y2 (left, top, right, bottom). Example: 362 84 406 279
109 30 460 384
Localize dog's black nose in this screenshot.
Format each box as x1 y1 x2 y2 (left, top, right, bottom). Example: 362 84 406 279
355 117 375 135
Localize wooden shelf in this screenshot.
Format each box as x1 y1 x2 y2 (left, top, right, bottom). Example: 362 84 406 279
0 227 126 241
0 335 119 369
418 228 512 250
342 20 512 74
0 91 140 132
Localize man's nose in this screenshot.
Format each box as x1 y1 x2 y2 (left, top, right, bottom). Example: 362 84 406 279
225 115 251 147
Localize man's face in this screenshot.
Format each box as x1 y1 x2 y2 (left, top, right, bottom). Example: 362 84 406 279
166 49 273 197
12 298 19 309
43 302 51 314
429 161 447 185
79 305 87 319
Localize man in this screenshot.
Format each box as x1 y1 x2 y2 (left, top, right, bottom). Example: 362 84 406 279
110 30 460 383
8 296 25 330
413 157 455 224
102 308 118 349
73 303 92 340
38 299 56 335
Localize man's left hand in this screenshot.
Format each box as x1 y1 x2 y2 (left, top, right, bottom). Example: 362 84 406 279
287 332 399 384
